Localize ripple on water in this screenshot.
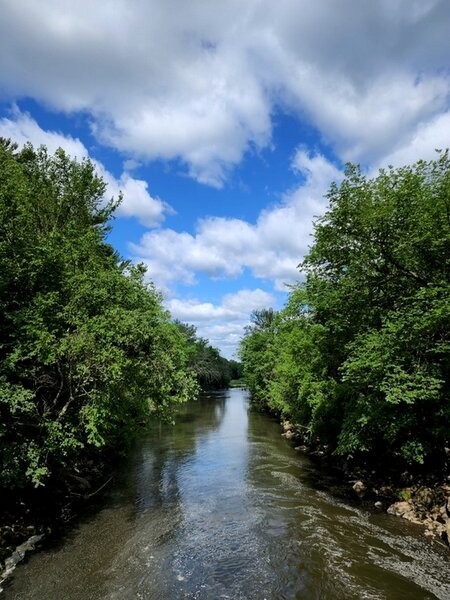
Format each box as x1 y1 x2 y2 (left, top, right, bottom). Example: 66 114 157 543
4 390 450 600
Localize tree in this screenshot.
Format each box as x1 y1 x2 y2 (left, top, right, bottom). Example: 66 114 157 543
174 321 235 389
0 141 197 490
304 153 450 464
239 308 278 407
240 152 450 469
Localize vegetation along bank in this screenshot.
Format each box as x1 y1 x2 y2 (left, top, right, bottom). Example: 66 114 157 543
0 139 239 575
1 140 449 579
239 152 450 545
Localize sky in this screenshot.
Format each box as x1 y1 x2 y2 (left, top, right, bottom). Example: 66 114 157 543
1 0 450 358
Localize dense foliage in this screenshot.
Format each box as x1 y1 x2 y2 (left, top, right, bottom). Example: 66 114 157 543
240 153 450 471
175 321 242 389
0 140 198 491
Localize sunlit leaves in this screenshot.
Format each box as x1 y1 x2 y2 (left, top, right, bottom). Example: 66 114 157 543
0 140 197 489
241 152 450 468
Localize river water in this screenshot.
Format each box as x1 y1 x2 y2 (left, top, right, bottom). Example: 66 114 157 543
4 389 450 599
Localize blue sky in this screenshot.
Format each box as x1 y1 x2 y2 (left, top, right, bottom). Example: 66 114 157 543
1 0 450 357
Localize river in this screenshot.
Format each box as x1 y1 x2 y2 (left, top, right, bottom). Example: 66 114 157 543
4 388 450 599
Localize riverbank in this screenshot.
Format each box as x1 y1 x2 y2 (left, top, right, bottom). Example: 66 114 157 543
0 456 115 589
3 389 450 600
281 419 450 548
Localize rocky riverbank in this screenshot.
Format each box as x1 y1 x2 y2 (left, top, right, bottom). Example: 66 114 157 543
281 419 450 548
0 459 114 591
386 487 450 544
0 534 45 592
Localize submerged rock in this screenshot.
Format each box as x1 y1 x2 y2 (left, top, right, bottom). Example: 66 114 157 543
294 445 309 452
0 533 45 590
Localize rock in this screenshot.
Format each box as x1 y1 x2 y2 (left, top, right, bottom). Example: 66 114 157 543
407 515 424 525
374 501 383 509
443 522 450 547
282 421 293 433
1 533 45 585
17 533 44 553
415 486 433 509
352 480 366 494
378 485 394 498
4 551 22 570
387 501 413 517
294 445 308 452
315 450 325 457
282 430 296 439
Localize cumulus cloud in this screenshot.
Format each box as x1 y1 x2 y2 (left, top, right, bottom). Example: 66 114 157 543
0 110 169 227
3 1 450 355
101 171 172 228
166 288 276 358
1 1 450 184
0 106 88 158
374 111 450 170
132 150 342 291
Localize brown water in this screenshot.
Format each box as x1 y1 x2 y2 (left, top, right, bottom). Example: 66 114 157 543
4 389 450 599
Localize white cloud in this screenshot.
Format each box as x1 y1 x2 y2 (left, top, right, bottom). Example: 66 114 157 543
166 288 276 358
132 150 342 292
0 106 88 159
374 111 450 170
99 170 171 228
0 110 169 227
1 1 450 184
168 288 275 322
3 1 450 355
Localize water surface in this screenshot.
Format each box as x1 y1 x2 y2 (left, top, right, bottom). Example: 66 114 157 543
5 389 450 599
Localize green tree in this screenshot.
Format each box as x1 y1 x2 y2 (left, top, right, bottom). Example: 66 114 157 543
239 309 277 407
175 321 234 389
240 152 450 469
304 153 450 464
0 140 197 490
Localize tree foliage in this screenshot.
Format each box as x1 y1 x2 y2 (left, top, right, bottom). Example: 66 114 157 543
0 140 198 490
239 309 277 408
240 152 450 470
175 321 241 389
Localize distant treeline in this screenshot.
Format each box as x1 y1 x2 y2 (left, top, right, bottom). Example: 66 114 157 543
240 153 450 474
175 321 243 390
0 140 236 493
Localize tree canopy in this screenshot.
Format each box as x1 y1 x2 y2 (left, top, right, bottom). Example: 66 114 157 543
0 140 198 490
175 321 242 389
240 152 450 472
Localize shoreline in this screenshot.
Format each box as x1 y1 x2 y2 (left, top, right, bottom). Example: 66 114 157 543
0 460 115 591
281 418 450 549
2 406 448 592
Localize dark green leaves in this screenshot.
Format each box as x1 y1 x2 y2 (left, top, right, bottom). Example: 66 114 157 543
240 152 450 470
0 141 197 489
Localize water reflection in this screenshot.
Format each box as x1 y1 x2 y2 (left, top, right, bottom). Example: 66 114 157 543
5 389 450 600
245 406 450 599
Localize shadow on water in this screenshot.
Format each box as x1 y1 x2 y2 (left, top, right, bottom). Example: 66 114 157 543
4 389 450 600
3 392 229 599
245 404 450 600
